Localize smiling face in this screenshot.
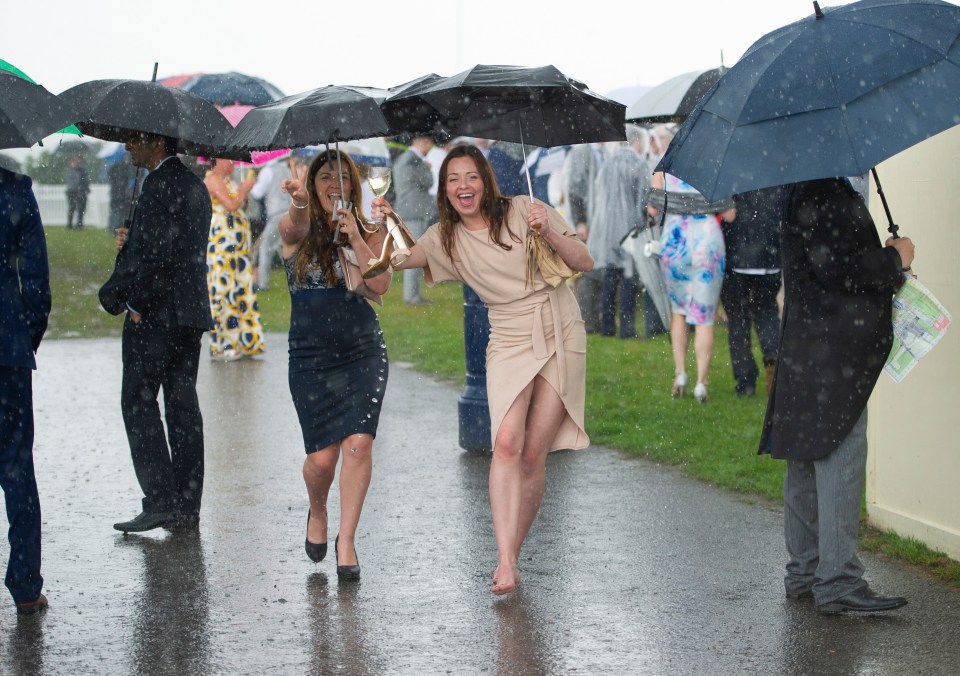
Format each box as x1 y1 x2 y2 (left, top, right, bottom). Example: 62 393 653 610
311 159 353 214
444 156 486 222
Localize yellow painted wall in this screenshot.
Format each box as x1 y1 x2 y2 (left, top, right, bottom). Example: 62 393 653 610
866 124 960 560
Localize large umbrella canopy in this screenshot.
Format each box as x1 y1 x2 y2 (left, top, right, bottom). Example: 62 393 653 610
656 0 960 203
228 85 392 151
381 64 627 148
0 71 80 150
59 79 249 160
626 67 728 124
177 71 285 107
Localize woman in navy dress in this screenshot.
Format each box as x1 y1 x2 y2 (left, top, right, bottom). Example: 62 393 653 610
279 151 392 579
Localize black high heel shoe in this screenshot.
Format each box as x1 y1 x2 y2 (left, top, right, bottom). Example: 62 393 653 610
305 509 327 563
335 535 361 580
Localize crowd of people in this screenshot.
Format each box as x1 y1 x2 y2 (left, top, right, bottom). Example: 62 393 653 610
0 125 915 615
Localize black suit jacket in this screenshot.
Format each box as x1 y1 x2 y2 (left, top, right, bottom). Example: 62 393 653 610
759 178 904 461
99 158 214 330
0 169 51 369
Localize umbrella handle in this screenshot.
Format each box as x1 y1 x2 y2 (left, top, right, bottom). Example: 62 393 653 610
870 168 899 238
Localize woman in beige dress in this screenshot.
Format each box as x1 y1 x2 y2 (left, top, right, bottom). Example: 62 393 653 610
387 143 593 595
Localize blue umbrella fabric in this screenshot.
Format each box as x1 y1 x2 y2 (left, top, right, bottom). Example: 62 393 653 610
178 71 284 107
656 0 960 202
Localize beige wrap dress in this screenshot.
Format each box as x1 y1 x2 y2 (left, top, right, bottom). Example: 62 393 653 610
417 196 590 453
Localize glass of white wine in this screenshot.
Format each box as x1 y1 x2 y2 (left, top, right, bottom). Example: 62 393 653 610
366 165 392 226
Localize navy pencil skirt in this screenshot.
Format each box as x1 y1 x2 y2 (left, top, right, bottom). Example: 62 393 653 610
287 288 388 453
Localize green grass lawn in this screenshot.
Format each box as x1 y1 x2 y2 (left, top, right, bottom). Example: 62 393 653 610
43 226 960 585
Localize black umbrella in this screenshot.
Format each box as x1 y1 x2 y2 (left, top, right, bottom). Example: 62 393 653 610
625 66 728 124
656 0 960 236
227 84 392 151
381 64 626 148
0 71 80 150
383 64 624 287
177 71 285 107
59 79 248 160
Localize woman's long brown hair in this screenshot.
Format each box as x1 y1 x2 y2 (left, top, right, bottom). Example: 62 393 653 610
436 143 519 262
291 150 370 286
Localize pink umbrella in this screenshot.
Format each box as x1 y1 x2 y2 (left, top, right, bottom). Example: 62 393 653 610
215 103 290 166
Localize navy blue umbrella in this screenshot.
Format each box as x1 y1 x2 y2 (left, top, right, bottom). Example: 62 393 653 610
656 0 960 230
179 71 284 107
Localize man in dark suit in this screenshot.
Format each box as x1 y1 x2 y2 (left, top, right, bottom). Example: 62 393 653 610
100 132 214 533
0 167 51 614
721 186 785 396
759 177 914 614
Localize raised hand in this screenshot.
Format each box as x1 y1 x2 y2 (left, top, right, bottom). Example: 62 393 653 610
282 159 309 208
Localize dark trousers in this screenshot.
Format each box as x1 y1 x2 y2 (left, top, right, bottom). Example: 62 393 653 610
121 318 205 516
599 266 638 338
720 272 781 391
66 190 87 229
0 367 43 605
577 268 602 334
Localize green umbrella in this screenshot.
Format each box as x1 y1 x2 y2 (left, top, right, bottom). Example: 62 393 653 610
1 58 82 137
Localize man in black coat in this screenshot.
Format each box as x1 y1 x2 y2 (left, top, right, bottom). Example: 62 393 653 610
759 177 914 614
0 167 51 614
100 133 214 533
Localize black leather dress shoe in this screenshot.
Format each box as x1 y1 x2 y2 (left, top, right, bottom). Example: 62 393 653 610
113 511 174 533
786 589 814 600
16 594 48 616
816 586 907 614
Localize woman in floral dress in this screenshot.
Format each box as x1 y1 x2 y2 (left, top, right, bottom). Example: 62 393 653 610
204 158 266 360
648 171 735 403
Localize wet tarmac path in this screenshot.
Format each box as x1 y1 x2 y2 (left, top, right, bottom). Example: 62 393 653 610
1 335 958 674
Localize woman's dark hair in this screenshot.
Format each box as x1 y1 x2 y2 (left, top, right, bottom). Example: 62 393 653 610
291 150 370 286
436 143 518 262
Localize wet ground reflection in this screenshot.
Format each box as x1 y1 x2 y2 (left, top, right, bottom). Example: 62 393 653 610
0 336 956 673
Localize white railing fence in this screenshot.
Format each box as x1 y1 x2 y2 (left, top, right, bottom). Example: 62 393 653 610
34 184 112 228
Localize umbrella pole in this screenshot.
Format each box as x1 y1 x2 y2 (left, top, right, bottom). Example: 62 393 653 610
870 168 899 237
519 123 534 203
335 140 345 202
121 62 159 233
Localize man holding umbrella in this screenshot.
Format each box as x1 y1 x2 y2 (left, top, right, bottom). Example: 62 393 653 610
100 132 214 533
760 177 915 614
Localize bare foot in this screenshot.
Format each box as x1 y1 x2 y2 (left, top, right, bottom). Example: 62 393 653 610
490 563 520 595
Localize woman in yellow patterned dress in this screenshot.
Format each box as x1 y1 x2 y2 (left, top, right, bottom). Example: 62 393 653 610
204 158 266 360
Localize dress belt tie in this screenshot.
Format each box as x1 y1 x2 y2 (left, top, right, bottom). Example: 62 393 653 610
489 287 569 397
530 287 566 397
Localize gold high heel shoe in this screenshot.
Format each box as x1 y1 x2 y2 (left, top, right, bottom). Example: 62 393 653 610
363 212 417 279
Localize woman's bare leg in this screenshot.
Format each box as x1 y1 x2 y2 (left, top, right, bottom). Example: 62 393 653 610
670 313 690 377
303 443 339 544
336 433 374 566
514 375 567 559
694 324 714 386
489 380 535 595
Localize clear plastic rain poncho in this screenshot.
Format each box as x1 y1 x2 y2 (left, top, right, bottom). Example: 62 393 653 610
586 145 652 274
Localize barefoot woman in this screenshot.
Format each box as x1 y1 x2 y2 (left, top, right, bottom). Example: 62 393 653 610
390 143 592 594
